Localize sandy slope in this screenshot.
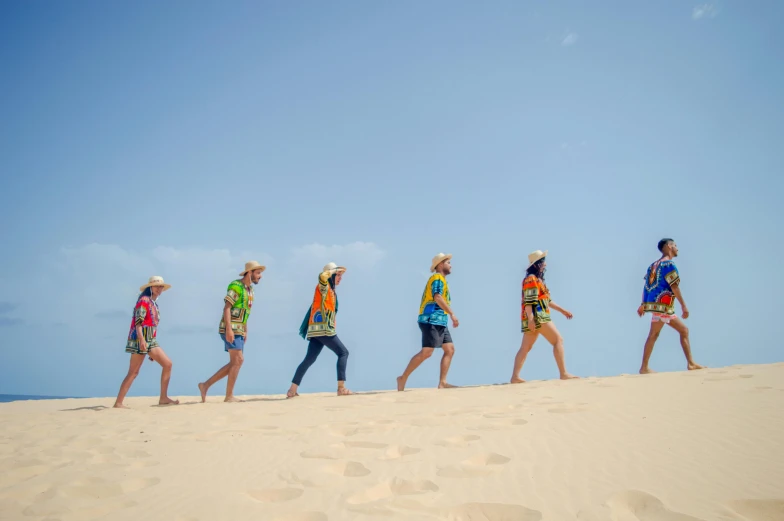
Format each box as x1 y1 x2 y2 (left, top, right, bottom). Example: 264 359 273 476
1 363 783 521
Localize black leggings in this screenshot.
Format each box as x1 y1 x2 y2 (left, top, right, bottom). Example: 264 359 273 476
291 335 349 385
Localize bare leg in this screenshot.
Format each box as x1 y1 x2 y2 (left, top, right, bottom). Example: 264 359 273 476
148 347 179 405
397 348 434 391
511 331 539 383
539 322 578 379
114 354 145 408
438 343 457 388
640 321 665 374
225 350 244 402
667 317 704 370
286 383 300 398
199 363 231 403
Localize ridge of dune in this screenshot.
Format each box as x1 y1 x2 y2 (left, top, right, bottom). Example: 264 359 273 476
1 363 783 520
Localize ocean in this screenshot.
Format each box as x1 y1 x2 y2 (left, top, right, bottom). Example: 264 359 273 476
0 394 80 403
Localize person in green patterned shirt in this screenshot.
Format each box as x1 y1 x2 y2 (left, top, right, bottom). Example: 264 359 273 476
198 261 265 403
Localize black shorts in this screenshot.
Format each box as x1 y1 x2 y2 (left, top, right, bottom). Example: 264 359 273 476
419 322 452 348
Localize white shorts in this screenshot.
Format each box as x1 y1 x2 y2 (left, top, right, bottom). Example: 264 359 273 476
651 312 675 324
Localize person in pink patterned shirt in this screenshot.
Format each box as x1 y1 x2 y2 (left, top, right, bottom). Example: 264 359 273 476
113 276 179 408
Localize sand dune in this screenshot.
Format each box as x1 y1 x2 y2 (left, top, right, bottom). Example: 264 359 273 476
1 363 783 520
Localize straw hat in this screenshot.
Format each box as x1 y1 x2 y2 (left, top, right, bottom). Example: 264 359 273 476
430 253 453 273
139 276 171 292
240 261 267 276
323 262 347 274
527 250 548 268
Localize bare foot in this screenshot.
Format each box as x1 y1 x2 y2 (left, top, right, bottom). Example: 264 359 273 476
396 376 407 392
337 388 354 396
559 373 579 380
159 397 180 406
438 382 458 389
687 363 705 370
198 382 208 403
113 403 129 409
286 390 299 399
224 396 243 403
510 377 526 384
639 367 657 375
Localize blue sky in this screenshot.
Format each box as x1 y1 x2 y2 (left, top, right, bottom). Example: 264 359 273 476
1 1 782 398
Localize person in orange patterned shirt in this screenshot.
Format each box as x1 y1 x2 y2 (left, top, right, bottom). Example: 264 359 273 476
510 250 578 383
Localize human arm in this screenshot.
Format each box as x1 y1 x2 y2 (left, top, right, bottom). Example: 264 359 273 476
223 301 234 343
434 293 459 327
550 301 573 319
672 285 689 319
136 325 147 352
134 299 149 352
525 304 535 326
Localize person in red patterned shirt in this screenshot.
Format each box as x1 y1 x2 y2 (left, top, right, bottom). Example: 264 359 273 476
113 276 179 408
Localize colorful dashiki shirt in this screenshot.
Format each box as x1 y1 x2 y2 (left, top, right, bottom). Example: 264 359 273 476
418 273 451 327
219 279 254 336
641 259 680 315
521 275 551 333
306 270 338 338
126 296 160 352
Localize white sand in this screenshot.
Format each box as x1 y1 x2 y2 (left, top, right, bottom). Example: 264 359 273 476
1 363 783 521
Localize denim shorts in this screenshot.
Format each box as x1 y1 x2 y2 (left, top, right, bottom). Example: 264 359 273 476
221 333 245 352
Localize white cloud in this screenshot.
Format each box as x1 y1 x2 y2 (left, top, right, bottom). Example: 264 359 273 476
21 241 384 340
291 241 386 271
50 244 274 334
692 4 718 19
561 33 578 47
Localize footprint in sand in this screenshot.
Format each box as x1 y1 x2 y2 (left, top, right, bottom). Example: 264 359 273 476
300 448 344 460
324 461 371 477
343 441 388 449
706 374 754 382
727 499 784 521
437 452 511 478
278 471 330 488
434 434 481 448
482 413 512 419
548 405 587 414
346 478 439 505
271 513 327 521
248 487 304 503
411 417 448 427
378 445 421 460
441 502 542 521
577 490 705 521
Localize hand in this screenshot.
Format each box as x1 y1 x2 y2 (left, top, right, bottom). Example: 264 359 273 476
561 309 573 320
450 314 460 328
681 307 689 319
139 338 148 353
225 329 235 344
637 305 645 317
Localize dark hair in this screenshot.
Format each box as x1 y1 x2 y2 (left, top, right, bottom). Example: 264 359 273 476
137 287 152 301
526 258 546 281
657 238 674 253
328 273 337 291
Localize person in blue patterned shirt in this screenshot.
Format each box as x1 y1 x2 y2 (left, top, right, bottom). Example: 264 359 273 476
397 253 459 391
638 239 704 374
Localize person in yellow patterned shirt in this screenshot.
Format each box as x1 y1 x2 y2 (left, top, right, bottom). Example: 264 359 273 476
397 253 459 391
